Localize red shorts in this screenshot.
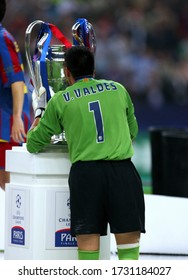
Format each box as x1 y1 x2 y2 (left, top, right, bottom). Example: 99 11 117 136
0 142 20 170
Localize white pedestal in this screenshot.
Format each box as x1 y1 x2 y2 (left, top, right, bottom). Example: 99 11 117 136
4 144 110 260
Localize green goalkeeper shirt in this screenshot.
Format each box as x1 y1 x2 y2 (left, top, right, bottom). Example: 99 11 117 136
27 78 138 163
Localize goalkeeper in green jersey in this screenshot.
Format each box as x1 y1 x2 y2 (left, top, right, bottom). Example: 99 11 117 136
27 46 145 260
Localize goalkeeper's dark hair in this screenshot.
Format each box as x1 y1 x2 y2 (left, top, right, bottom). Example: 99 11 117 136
0 0 6 22
64 46 95 79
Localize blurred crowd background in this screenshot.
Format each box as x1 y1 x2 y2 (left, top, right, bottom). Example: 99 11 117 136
3 0 188 130
3 0 188 185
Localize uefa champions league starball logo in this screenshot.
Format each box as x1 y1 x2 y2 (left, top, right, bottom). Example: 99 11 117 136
16 194 21 208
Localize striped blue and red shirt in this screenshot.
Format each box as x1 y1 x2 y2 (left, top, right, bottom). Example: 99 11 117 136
0 24 30 142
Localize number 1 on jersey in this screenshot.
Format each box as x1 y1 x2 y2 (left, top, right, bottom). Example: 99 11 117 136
89 101 104 143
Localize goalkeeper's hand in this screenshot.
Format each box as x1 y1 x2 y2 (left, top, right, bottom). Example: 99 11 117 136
34 86 46 119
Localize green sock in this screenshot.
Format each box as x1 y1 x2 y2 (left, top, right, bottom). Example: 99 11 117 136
117 246 140 260
78 249 100 260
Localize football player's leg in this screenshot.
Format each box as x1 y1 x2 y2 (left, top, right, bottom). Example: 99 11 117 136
76 234 100 260
115 231 140 260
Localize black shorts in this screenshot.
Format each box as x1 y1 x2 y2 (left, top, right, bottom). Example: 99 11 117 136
68 159 145 237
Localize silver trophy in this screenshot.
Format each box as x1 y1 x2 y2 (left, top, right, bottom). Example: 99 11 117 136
25 19 96 144
25 20 70 144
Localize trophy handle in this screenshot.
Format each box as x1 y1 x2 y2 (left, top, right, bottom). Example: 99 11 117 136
25 20 45 96
72 21 85 46
72 19 96 54
88 22 97 54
